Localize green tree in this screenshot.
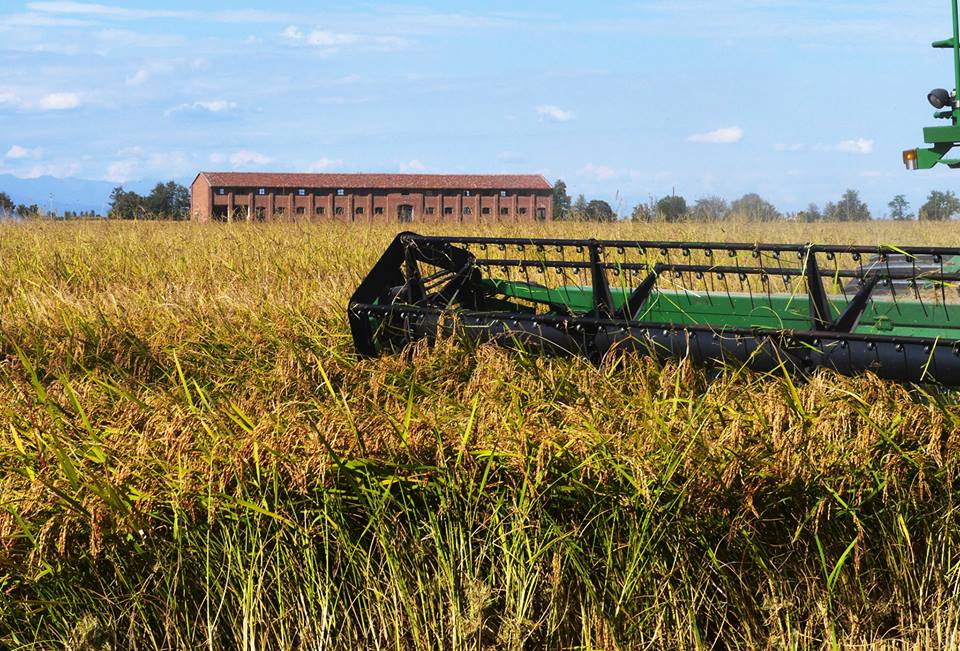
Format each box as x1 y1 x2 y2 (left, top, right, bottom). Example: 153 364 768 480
631 198 656 222
0 191 13 216
144 181 190 220
570 194 588 220
797 203 822 222
887 194 912 220
108 186 144 220
655 195 687 221
729 193 780 221
826 189 871 221
552 180 571 221
691 196 728 221
919 190 960 221
584 199 616 222
15 203 40 218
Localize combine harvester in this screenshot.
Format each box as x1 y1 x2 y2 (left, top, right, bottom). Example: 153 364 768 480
350 2 960 386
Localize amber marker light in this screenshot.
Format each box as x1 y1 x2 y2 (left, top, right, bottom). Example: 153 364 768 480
903 149 919 170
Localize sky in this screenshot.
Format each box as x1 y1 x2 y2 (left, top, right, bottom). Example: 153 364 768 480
1 0 960 216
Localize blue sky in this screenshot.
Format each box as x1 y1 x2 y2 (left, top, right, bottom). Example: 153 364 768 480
1 0 959 216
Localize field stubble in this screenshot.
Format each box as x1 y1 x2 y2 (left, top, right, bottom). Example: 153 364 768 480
1 220 960 649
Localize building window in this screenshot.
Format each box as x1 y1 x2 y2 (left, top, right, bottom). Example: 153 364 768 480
481 207 491 215
536 207 547 221
355 206 364 215
275 207 285 216
519 207 528 215
335 206 344 215
500 207 509 216
258 188 266 195
463 207 472 215
255 207 266 220
425 206 435 215
374 207 384 215
298 189 306 196
464 190 471 197
296 207 305 215
337 189 345 196
444 206 453 215
500 191 507 197
217 188 225 195
316 206 325 215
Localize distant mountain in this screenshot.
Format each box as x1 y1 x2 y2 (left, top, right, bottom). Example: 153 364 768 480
0 174 190 214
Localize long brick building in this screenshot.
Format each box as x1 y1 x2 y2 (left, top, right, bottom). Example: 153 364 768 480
190 172 553 223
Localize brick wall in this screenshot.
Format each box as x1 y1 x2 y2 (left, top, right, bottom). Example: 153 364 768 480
198 187 553 224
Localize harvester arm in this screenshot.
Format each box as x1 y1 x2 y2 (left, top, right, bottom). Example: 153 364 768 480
904 0 960 169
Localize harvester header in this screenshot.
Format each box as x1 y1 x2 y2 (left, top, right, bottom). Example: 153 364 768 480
350 234 960 385
904 0 960 169
349 4 960 386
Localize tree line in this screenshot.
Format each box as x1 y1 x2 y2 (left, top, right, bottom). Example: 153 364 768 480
108 182 190 220
0 192 49 219
550 181 960 222
0 181 190 220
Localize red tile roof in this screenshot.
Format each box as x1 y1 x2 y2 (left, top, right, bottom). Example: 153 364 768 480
197 172 552 191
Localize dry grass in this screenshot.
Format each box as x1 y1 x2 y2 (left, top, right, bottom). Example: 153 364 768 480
1 219 960 649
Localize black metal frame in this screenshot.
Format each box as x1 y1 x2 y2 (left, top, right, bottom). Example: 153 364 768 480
349 233 960 386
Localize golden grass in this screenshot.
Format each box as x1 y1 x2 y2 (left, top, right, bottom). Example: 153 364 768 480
1 219 959 649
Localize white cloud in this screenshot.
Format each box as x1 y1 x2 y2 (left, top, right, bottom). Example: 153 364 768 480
307 31 361 47
497 151 525 163
38 92 80 110
775 139 875 154
209 152 227 165
96 28 184 48
27 2 186 19
229 150 272 167
165 100 237 117
12 161 81 179
536 104 575 122
127 60 195 87
5 145 40 159
281 25 304 40
0 92 22 109
774 143 806 152
2 12 93 27
195 100 235 112
579 163 618 181
400 159 427 172
282 25 409 53
835 138 874 154
687 126 744 144
307 157 343 171
126 68 151 86
106 160 137 183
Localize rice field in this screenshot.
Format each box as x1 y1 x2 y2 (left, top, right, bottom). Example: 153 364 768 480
2 219 960 649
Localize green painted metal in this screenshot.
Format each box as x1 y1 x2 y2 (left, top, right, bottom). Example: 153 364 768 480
923 125 960 143
906 0 960 169
485 279 960 340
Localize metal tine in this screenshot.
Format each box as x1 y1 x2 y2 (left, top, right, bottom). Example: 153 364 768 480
911 255 929 318
757 248 774 309
730 249 755 310
720 271 733 308
614 245 631 315
555 243 572 311
883 251 903 316
828 250 850 304
939 254 951 322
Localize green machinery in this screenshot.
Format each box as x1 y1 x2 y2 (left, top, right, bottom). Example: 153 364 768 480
904 0 960 169
351 4 960 386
